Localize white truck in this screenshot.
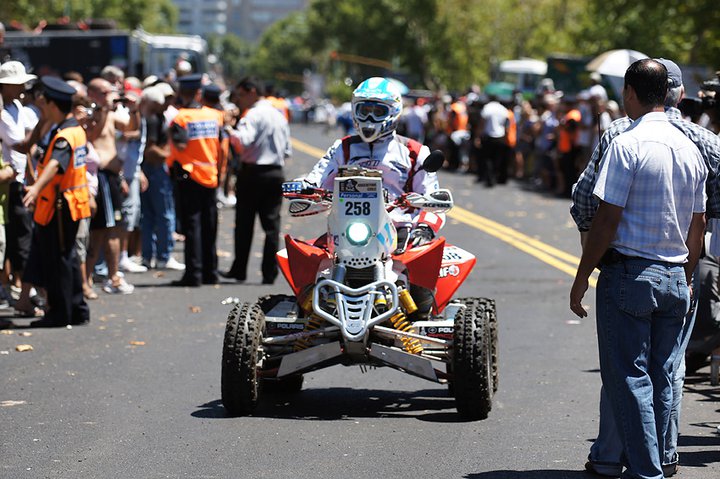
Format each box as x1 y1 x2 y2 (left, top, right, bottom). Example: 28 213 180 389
3 26 208 80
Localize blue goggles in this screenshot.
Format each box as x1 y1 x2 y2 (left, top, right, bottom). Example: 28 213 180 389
354 101 391 121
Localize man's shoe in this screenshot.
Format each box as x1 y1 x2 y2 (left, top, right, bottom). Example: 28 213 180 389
157 257 185 271
262 278 275 285
103 279 134 295
584 457 622 477
70 317 90 326
662 463 678 477
120 257 148 273
202 277 219 285
30 318 66 328
170 278 201 287
219 270 245 281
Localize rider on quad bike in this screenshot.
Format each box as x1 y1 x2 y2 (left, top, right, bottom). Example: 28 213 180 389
221 77 497 421
301 77 443 317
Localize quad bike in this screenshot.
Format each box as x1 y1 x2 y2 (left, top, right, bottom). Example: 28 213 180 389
221 151 498 420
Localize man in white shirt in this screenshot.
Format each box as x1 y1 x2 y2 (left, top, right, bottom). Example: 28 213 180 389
0 61 39 304
224 76 291 284
477 96 509 186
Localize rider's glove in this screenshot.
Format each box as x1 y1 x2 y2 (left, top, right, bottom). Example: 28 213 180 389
409 224 435 248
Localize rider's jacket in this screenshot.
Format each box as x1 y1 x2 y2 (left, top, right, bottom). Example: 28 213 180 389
34 119 91 226
304 132 440 227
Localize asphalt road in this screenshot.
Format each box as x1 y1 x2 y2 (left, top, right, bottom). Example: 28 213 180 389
1 124 719 479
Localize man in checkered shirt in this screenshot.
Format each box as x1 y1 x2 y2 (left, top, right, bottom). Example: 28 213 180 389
570 58 715 478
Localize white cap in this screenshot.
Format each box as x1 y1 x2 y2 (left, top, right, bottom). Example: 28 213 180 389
0 61 37 85
142 86 165 105
155 82 175 97
142 75 159 89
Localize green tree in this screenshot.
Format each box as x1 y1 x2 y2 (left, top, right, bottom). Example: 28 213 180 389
0 0 177 33
208 33 255 83
248 12 315 94
577 0 720 66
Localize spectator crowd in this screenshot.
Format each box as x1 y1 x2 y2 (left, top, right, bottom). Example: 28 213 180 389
0 51 290 325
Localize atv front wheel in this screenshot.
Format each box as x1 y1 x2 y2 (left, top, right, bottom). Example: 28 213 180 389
221 302 264 416
452 297 495 420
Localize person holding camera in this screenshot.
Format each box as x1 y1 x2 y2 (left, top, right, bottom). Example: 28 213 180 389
84 77 139 295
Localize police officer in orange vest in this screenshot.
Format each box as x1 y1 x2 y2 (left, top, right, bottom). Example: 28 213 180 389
22 77 91 327
167 74 221 286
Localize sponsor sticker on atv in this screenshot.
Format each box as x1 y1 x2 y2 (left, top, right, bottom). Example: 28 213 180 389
338 179 378 199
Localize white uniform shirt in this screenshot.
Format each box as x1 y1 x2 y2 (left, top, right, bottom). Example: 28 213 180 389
230 99 291 167
0 99 39 183
594 112 707 263
480 101 508 139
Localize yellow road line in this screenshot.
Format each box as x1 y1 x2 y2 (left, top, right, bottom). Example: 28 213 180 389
290 136 595 287
292 138 327 158
449 206 597 288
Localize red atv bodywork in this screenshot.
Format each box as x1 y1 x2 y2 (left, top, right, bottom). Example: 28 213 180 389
277 234 475 314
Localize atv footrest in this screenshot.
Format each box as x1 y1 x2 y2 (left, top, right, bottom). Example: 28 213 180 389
278 341 343 377
369 343 438 382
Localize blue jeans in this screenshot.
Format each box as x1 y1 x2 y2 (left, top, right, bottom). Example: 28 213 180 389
140 164 176 263
590 271 698 471
595 259 689 479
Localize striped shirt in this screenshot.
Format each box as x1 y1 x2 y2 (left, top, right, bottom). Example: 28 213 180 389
594 112 707 263
571 107 720 231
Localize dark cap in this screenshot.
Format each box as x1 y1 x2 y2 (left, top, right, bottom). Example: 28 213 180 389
177 73 203 91
655 58 683 88
41 76 76 102
202 83 222 101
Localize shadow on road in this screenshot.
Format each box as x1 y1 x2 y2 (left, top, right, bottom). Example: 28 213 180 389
192 387 470 422
464 470 589 478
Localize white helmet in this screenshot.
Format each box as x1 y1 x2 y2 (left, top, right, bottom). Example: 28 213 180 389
351 77 403 143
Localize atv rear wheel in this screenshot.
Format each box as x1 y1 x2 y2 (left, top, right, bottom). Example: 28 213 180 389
221 302 264 416
452 297 495 420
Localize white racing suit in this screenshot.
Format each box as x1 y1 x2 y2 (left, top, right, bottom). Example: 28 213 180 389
303 132 443 231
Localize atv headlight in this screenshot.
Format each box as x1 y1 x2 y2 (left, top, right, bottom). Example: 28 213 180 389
346 222 372 246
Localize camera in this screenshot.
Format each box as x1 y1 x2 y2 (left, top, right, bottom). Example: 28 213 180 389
113 94 129 105
700 73 720 112
678 71 720 120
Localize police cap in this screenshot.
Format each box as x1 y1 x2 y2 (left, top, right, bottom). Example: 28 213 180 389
41 76 77 102
202 83 222 101
177 73 203 92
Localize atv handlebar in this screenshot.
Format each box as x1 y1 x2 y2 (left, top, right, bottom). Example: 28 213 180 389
282 181 422 211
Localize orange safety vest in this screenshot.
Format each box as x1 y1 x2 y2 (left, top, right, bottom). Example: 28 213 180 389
34 123 91 226
447 101 469 134
558 109 582 154
267 96 290 121
167 106 221 188
505 109 517 148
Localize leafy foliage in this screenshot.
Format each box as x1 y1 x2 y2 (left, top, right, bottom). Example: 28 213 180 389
3 0 718 93
248 12 315 94
208 34 255 84
0 0 178 33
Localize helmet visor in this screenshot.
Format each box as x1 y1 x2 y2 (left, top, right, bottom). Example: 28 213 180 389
354 101 390 122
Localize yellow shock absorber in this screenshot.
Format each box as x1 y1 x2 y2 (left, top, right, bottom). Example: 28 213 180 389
398 288 418 315
294 289 324 351
389 311 424 355
294 314 325 351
